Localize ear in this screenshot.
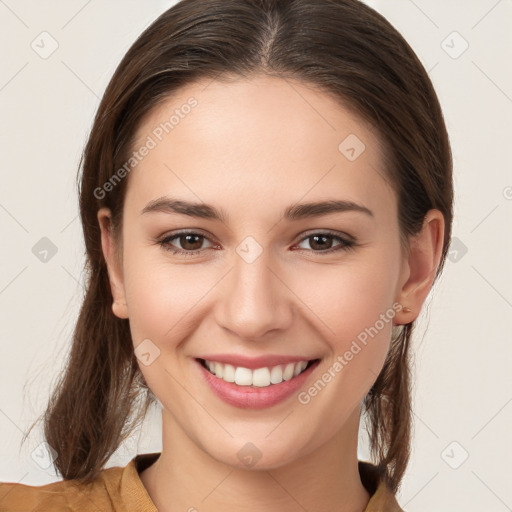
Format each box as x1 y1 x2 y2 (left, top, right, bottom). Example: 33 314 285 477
394 209 445 325
97 207 129 319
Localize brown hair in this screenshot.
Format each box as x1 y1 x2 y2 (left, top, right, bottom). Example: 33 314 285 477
23 0 452 493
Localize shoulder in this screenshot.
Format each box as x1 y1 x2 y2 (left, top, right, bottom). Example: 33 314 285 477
0 465 125 512
0 453 160 512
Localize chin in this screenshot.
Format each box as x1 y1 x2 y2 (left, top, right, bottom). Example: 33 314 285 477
204 436 305 472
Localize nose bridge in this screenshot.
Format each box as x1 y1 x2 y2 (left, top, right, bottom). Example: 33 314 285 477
216 241 292 339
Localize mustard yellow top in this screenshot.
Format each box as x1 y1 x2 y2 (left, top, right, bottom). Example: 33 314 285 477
0 453 403 511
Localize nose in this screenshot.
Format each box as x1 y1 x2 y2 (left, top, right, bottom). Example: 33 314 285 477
215 249 294 340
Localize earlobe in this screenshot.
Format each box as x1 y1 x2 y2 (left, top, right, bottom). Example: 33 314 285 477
394 209 445 325
112 300 128 319
97 207 129 319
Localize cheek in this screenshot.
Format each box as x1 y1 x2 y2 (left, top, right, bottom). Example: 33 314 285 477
292 251 400 395
294 255 400 343
293 268 397 427
121 245 223 356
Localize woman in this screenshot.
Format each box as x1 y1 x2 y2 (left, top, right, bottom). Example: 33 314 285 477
0 0 452 510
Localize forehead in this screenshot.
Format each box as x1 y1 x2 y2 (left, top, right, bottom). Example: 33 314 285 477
125 74 394 219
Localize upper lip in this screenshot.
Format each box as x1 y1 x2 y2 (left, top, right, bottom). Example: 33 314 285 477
196 354 319 370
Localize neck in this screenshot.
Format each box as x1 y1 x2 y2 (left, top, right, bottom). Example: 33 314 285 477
140 407 370 512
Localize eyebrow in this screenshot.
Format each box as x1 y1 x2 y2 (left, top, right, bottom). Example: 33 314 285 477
140 196 374 222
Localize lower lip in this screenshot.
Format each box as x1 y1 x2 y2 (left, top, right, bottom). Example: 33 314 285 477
195 359 320 409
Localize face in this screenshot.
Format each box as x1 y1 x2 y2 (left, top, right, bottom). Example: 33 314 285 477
100 74 414 470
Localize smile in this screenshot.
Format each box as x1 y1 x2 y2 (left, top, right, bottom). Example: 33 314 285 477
198 358 319 388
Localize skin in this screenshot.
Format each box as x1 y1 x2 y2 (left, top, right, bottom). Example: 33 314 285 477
98 74 444 512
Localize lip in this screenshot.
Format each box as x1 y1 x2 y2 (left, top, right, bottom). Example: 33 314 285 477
195 357 321 409
195 353 317 369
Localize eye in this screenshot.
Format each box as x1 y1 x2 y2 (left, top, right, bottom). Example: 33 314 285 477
156 229 356 258
158 231 216 256
294 231 356 255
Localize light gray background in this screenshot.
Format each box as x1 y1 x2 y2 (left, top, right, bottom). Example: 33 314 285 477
0 1 511 510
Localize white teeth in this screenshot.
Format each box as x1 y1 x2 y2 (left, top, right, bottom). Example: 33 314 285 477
252 368 271 387
270 365 283 384
214 362 224 379
203 359 313 387
293 361 308 377
234 367 252 386
283 363 295 381
223 364 235 382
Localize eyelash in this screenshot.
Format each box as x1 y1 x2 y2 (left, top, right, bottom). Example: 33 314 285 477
156 230 356 257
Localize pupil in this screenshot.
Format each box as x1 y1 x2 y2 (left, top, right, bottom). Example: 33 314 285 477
183 234 202 250
311 235 331 250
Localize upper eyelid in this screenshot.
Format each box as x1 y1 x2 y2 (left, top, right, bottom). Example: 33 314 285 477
161 231 216 248
160 229 354 248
